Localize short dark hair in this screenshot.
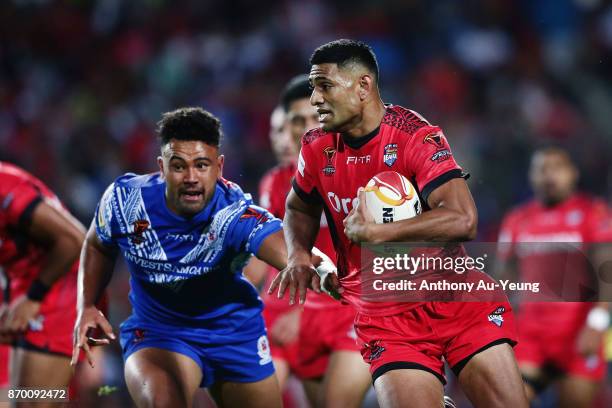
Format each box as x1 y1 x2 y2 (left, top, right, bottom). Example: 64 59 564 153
310 39 379 81
280 75 312 112
157 107 222 147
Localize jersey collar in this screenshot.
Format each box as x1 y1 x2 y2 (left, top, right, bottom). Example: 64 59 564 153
340 124 380 150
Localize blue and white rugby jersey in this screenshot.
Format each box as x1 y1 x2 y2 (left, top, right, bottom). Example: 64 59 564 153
94 173 282 342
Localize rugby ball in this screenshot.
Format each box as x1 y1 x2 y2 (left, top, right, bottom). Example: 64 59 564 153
364 171 422 224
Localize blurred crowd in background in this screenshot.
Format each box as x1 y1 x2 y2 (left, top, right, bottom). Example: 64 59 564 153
2 0 612 406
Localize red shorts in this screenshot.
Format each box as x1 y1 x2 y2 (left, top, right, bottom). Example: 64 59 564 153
17 268 79 357
515 309 606 381
355 301 517 384
0 344 9 387
298 304 360 379
262 306 302 375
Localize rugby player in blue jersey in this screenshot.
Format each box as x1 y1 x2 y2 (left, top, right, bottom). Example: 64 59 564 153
71 107 328 408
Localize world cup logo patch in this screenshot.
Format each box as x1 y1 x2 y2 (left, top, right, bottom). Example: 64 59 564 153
322 147 336 176
383 144 398 167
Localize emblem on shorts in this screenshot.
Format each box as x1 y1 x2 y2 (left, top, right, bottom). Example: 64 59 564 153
383 144 398 167
322 147 336 176
487 306 505 327
133 328 145 343
28 315 44 331
367 340 386 362
257 335 272 365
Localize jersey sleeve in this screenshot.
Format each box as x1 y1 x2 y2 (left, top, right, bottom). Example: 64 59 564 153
227 205 283 255
258 171 285 218
3 177 43 230
93 182 118 247
292 143 323 205
403 125 465 203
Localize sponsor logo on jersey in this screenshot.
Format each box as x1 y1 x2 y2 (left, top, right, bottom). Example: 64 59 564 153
383 144 398 167
257 335 272 365
166 233 196 242
487 306 505 327
347 155 371 165
130 220 150 244
431 149 451 163
367 340 386 362
423 131 445 148
327 192 358 215
322 147 336 176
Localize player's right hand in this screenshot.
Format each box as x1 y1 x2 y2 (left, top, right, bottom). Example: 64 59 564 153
71 306 115 368
268 263 317 305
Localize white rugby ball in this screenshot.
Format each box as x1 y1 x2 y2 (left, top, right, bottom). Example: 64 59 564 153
364 171 422 224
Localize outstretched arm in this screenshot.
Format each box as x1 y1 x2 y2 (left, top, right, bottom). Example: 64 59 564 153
71 223 117 368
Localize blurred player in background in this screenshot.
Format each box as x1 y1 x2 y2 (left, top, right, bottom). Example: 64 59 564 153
498 147 611 407
0 161 86 405
255 76 371 408
72 107 333 408
271 39 528 408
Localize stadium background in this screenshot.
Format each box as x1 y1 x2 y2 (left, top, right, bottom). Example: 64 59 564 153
1 0 612 406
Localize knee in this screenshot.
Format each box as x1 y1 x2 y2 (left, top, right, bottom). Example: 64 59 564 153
138 388 189 408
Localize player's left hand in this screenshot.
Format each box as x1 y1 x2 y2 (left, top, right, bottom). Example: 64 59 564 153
343 189 374 242
577 325 604 356
0 294 41 334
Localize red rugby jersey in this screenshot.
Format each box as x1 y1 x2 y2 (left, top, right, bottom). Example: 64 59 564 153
498 194 611 324
293 105 465 316
0 162 76 300
259 163 337 310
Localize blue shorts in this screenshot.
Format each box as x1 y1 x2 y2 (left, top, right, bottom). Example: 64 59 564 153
119 317 275 388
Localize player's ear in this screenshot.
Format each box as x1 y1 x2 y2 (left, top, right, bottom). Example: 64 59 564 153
358 74 373 101
157 156 165 178
217 154 225 175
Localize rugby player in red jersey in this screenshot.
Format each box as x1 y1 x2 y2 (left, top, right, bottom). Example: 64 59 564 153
257 76 370 408
0 162 86 404
270 39 528 408
498 147 611 407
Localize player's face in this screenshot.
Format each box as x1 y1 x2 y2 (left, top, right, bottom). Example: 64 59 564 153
158 140 224 217
269 108 293 165
529 151 578 206
309 63 363 132
286 97 319 153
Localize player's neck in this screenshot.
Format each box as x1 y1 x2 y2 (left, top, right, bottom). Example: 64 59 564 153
539 192 574 208
342 99 386 138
